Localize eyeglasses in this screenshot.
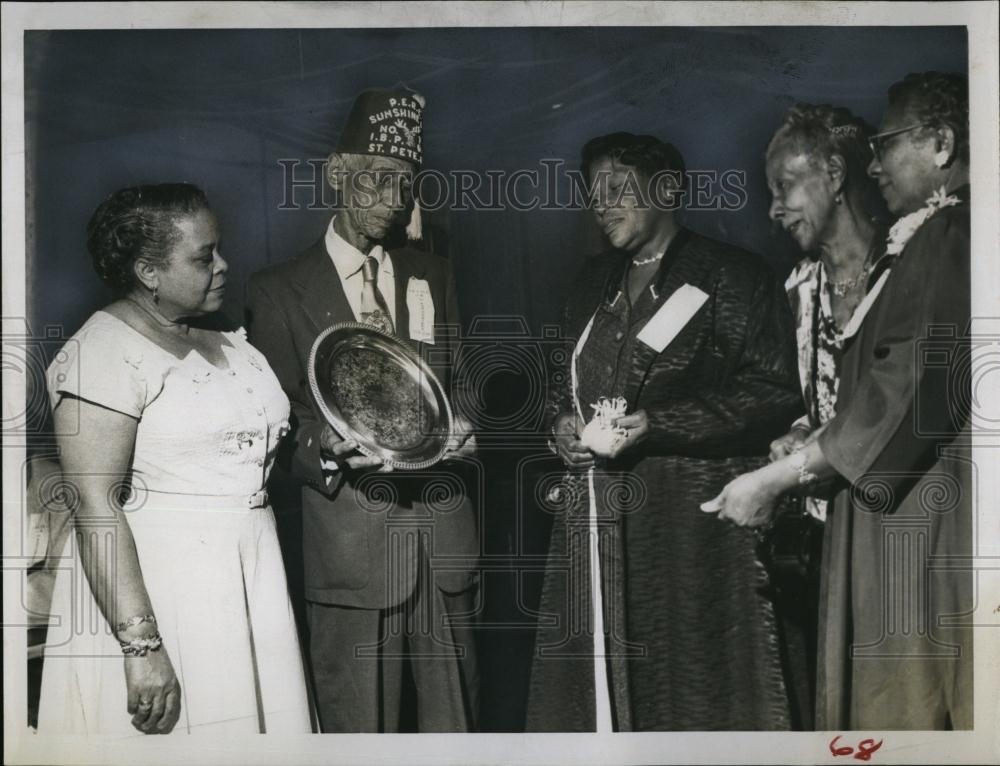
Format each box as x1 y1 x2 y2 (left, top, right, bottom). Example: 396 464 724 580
867 123 929 161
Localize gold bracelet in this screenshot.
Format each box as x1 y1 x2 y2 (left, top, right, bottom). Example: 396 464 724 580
119 632 163 657
115 614 156 635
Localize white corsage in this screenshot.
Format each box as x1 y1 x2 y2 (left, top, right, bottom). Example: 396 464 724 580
579 396 629 457
885 186 961 256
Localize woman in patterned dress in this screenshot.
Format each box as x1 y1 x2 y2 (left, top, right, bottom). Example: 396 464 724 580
757 104 887 725
38 184 311 737
765 104 886 504
707 72 972 730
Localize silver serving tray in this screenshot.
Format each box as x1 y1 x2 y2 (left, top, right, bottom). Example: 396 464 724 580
308 322 454 470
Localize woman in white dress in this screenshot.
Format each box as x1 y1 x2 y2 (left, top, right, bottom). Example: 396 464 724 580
38 183 312 736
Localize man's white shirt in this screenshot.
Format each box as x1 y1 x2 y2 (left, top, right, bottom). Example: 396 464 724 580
319 217 397 478
324 216 397 326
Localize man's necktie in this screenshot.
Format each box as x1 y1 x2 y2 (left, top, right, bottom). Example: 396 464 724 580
360 255 395 334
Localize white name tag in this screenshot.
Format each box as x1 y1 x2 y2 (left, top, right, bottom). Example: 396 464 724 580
636 283 710 352
406 277 435 344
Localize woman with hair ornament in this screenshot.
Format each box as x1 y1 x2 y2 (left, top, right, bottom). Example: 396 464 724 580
706 71 973 731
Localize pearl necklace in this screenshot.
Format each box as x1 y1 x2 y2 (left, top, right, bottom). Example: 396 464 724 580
631 252 663 267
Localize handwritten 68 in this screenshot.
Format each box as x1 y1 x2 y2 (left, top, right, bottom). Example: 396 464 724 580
830 735 884 762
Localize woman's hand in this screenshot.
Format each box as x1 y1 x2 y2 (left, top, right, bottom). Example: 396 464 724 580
124 647 182 734
701 467 782 528
551 412 595 471
769 425 811 461
607 410 650 459
51 397 181 733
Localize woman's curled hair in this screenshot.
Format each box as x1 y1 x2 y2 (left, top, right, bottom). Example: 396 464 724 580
768 103 874 196
581 132 687 190
887 71 969 164
86 183 210 294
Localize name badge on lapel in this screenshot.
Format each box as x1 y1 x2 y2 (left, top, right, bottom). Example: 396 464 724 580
406 277 435 343
636 283 710 353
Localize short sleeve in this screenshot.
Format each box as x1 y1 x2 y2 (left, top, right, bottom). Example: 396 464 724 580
46 316 150 419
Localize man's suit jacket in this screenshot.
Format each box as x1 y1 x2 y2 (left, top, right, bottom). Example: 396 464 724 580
245 236 478 608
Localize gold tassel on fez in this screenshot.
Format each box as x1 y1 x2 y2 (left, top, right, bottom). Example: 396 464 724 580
405 90 425 242
406 198 423 241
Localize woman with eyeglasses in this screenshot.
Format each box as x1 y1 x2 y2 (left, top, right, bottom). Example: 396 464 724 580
705 72 972 730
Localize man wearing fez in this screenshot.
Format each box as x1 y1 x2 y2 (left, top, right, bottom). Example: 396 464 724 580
246 87 479 732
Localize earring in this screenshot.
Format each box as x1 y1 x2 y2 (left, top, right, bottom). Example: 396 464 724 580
152 286 159 304
934 149 950 168
835 193 842 205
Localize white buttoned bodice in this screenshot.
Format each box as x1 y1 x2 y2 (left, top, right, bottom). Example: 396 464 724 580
47 311 290 496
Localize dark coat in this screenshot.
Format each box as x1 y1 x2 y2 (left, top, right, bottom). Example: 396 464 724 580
816 189 973 730
245 237 478 609
526 229 805 731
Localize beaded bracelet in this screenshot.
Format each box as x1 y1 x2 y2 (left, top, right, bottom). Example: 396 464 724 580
115 614 157 635
119 632 163 657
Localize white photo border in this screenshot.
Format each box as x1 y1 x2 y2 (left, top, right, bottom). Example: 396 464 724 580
3 2 998 764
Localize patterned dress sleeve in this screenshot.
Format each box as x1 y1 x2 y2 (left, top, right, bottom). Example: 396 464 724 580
46 317 150 419
784 258 820 430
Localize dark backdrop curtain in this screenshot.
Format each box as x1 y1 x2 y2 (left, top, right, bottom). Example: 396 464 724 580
24 26 967 731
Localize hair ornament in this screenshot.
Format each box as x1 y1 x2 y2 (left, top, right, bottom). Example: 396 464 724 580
829 124 859 138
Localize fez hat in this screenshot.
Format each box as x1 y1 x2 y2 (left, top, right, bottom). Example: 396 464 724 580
336 87 425 167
